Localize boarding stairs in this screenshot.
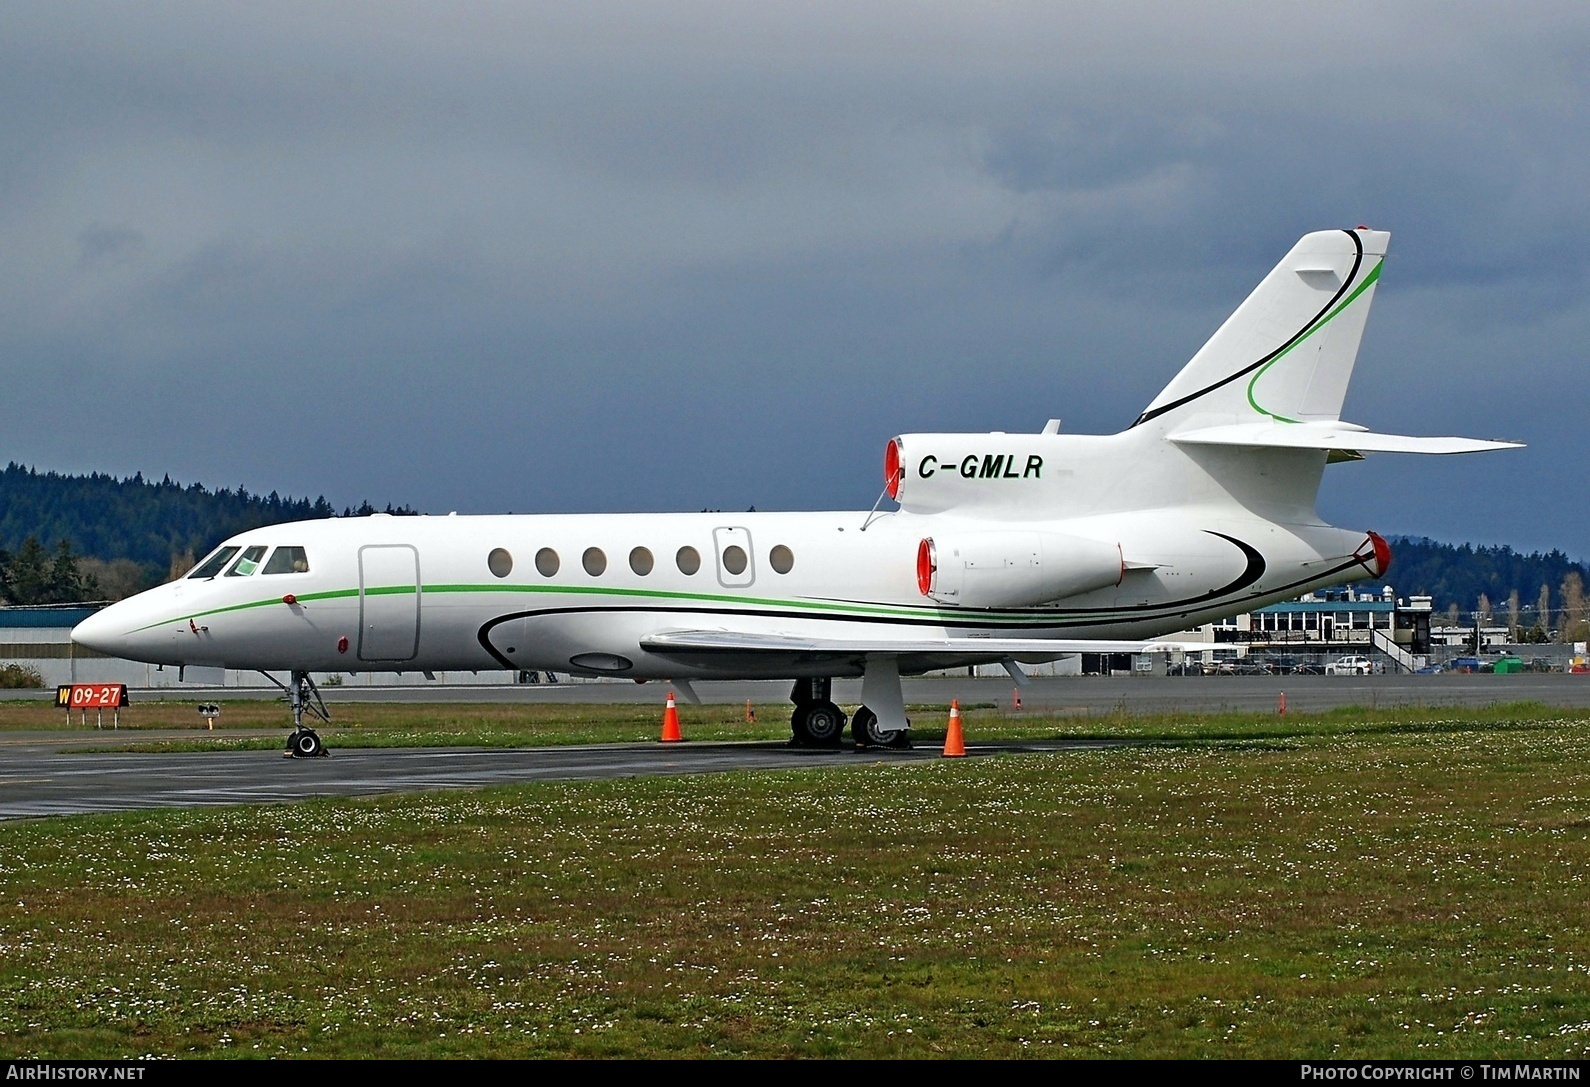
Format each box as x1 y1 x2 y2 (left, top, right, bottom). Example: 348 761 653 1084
1372 628 1419 674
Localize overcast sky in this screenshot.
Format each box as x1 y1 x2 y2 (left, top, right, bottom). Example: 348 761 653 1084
2 3 1584 554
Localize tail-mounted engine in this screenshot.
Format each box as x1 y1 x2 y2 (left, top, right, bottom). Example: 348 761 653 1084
886 434 1058 515
916 531 1125 609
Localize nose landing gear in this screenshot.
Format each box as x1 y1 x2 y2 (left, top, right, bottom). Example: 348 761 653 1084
288 727 325 758
263 670 331 758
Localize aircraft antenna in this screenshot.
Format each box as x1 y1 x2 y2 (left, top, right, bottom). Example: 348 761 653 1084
859 480 895 531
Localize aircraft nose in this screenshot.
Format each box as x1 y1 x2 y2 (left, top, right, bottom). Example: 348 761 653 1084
71 590 189 665
71 605 126 656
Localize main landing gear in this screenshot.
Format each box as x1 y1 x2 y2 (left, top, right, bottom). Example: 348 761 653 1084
790 678 846 746
850 706 909 749
788 676 911 750
263 670 331 758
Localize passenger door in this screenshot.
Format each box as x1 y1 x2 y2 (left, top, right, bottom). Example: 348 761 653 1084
358 545 420 662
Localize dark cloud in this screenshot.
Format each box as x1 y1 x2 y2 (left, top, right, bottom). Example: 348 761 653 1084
77 224 146 268
0 2 1585 554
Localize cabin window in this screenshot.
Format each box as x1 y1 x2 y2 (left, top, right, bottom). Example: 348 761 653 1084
224 545 268 577
629 547 654 575
769 544 794 574
721 545 748 576
188 546 240 579
535 548 560 577
582 547 607 576
676 546 701 575
486 548 513 578
263 546 310 575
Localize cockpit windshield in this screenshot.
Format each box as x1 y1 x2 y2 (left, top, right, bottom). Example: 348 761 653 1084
262 546 310 575
224 545 268 577
188 546 241 579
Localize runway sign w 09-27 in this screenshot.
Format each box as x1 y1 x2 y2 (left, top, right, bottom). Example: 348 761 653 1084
55 684 129 709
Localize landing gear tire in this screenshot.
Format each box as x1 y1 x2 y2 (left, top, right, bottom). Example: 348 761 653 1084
791 701 847 747
852 706 912 750
286 728 325 758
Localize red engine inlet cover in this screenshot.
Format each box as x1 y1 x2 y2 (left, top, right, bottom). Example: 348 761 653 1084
916 538 936 596
1367 530 1392 577
884 439 902 500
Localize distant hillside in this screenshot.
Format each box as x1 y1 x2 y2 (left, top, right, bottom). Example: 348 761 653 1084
0 463 411 598
1351 536 1587 620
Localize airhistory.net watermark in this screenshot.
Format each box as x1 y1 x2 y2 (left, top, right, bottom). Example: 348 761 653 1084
5 1066 146 1081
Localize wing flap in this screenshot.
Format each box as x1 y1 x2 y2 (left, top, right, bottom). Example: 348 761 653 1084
640 629 1202 664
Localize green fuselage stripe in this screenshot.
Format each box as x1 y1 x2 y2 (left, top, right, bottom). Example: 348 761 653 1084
129 579 1126 635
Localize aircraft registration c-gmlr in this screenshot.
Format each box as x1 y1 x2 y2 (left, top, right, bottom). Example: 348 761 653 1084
71 228 1521 756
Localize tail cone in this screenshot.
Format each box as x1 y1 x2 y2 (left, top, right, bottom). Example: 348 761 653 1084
1362 531 1393 578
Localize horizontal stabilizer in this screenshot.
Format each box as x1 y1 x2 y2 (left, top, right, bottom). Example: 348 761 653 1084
641 629 1204 666
1169 421 1523 456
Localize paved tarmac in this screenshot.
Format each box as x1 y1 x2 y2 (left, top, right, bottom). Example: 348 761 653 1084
0 732 1132 821
3 673 1586 821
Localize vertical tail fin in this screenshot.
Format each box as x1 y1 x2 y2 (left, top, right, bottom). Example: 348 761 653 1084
1133 228 1388 430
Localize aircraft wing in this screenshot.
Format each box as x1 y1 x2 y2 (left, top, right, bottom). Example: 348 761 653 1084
1169 420 1522 455
640 629 1204 668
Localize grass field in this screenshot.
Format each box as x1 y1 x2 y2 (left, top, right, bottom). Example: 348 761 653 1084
1 701 1588 1058
13 695 1587 750
15 697 797 750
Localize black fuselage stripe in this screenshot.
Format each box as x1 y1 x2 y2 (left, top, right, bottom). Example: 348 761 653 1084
470 532 1335 669
1130 229 1365 427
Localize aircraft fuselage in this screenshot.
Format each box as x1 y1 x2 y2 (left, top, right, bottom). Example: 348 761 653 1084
71 506 1381 680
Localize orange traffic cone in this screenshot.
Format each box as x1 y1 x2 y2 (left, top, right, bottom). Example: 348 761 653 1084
745 699 756 724
1277 691 1287 716
660 692 682 743
1012 687 1022 710
942 699 966 758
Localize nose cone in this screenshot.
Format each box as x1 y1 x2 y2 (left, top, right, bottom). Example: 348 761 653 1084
71 591 181 664
70 606 123 655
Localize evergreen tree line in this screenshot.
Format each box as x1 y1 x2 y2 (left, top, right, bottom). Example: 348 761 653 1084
0 537 100 606
0 463 413 602
1350 537 1590 641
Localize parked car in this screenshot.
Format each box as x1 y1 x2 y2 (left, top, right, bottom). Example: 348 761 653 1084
1325 655 1378 676
1448 656 1485 673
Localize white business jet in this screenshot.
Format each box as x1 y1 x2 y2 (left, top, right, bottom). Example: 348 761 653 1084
72 228 1519 756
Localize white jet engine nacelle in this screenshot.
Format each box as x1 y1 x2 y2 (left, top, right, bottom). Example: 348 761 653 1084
886 434 1054 516
916 531 1125 609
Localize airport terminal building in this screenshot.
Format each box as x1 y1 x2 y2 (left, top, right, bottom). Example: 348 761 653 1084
0 605 136 687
